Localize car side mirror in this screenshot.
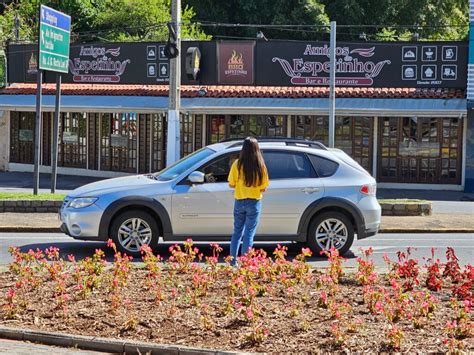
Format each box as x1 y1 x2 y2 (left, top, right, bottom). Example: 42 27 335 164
188 171 205 184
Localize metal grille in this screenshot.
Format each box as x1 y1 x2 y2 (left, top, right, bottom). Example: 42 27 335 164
206 115 287 144
378 117 462 184
100 113 138 173
59 112 87 168
9 111 35 164
292 116 373 173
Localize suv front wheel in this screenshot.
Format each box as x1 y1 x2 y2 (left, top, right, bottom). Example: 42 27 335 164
307 211 354 256
110 210 160 257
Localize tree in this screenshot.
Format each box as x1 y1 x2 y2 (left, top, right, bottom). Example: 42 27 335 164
93 0 209 41
321 0 468 41
0 0 208 43
185 0 330 40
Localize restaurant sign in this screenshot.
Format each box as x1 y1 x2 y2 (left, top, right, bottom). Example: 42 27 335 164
256 41 467 88
8 42 217 85
7 40 467 88
217 41 254 85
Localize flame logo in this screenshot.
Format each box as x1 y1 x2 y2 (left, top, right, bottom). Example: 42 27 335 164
228 50 244 65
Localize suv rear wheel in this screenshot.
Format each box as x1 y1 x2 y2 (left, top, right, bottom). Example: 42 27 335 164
110 210 159 257
307 211 354 256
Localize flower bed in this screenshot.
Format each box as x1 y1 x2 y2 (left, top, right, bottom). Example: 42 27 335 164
0 241 472 353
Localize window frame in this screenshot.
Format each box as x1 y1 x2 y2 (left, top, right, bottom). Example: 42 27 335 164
177 151 239 185
307 153 340 178
261 149 318 180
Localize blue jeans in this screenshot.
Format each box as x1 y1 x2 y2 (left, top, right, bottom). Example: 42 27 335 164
230 199 262 266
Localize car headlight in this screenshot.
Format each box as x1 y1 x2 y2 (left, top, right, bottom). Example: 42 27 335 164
67 197 98 209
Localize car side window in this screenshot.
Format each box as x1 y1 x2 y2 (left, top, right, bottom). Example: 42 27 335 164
308 154 339 177
262 151 316 179
199 153 239 183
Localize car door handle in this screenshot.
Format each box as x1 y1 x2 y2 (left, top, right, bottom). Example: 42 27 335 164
301 187 320 194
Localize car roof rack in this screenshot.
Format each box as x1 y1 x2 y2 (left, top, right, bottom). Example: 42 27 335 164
221 136 327 150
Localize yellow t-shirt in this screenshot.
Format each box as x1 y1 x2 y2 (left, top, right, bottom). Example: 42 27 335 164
228 160 269 200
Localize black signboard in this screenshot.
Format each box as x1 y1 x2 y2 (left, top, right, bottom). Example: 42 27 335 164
255 41 467 88
7 41 217 86
7 40 467 88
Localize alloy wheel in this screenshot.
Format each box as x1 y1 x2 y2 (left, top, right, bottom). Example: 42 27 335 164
315 218 348 251
117 217 152 253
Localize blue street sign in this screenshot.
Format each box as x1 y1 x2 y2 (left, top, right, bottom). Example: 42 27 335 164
40 5 71 31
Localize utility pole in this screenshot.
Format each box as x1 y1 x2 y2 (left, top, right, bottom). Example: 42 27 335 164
166 0 181 166
14 13 20 41
328 21 336 148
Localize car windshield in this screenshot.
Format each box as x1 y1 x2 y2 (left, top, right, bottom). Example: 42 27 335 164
154 148 215 181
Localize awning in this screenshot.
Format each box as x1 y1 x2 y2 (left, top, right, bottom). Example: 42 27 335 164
0 95 466 117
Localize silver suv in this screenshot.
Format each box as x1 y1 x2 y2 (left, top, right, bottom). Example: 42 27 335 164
60 138 381 257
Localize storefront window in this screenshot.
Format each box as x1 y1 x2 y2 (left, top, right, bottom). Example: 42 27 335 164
151 113 166 172
59 112 87 168
207 115 287 144
378 117 462 184
292 116 373 173
100 113 138 173
10 112 35 164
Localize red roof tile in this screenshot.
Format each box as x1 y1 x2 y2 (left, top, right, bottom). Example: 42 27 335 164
0 83 465 99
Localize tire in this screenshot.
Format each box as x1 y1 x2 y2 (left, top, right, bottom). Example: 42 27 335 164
307 211 354 256
109 209 160 257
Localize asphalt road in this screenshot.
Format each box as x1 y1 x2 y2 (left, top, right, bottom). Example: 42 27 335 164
0 233 472 268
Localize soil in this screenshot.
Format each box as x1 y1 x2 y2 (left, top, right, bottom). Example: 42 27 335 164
0 261 472 353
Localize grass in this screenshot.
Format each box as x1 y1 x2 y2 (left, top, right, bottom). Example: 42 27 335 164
378 199 429 204
0 192 66 200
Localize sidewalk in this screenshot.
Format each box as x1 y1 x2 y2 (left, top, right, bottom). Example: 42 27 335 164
0 338 111 354
0 212 473 233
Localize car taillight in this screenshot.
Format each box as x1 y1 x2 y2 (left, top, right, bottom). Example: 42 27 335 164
360 184 376 195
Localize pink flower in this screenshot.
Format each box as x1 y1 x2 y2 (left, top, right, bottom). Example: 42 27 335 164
374 301 384 313
106 239 114 248
320 291 328 302
246 308 254 320
445 320 457 330
6 288 15 299
67 254 76 262
301 247 312 257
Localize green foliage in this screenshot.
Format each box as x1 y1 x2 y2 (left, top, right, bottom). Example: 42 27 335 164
94 0 209 41
321 0 468 41
185 0 330 40
0 0 468 43
0 0 208 43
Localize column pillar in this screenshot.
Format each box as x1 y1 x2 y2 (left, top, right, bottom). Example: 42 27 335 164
465 0 474 191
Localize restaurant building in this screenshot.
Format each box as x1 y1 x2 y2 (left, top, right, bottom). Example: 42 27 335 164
0 40 469 190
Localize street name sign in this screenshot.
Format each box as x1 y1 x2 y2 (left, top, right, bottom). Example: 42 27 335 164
39 5 71 73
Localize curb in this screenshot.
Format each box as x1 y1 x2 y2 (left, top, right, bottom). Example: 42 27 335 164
0 227 61 233
0 325 241 354
379 228 474 233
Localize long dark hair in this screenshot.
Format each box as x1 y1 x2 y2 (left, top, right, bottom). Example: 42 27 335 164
237 137 266 187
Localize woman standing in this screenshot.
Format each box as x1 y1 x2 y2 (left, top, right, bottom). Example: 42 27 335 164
228 137 269 266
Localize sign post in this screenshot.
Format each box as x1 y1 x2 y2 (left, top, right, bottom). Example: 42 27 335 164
33 5 70 194
328 21 336 148
166 0 181 166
